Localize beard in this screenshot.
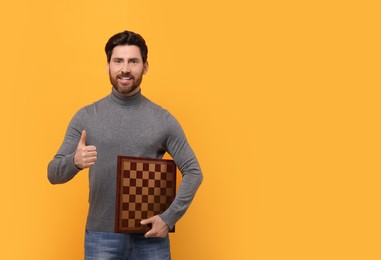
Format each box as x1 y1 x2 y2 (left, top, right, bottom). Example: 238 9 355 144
109 70 144 96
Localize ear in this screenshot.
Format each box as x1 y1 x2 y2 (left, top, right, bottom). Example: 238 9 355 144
143 61 149 74
106 62 110 73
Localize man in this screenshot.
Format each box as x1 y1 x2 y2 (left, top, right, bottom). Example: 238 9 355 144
48 30 203 259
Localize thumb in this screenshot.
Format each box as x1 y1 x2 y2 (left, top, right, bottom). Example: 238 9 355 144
140 219 149 225
140 217 153 225
78 130 87 147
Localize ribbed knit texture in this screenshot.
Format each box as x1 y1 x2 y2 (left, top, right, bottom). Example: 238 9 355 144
48 88 203 231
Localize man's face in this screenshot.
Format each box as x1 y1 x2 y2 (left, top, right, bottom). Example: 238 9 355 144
108 45 148 97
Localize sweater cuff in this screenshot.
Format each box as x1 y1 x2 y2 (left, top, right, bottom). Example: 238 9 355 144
159 207 179 230
68 152 82 172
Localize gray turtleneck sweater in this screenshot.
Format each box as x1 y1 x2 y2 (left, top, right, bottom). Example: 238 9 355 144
48 88 203 232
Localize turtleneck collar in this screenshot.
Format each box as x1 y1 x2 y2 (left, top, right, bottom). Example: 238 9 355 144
109 87 144 107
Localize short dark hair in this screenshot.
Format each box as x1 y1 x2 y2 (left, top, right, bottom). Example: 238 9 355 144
105 30 148 63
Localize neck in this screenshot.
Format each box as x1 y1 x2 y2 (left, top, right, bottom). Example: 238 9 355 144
110 87 143 106
115 86 141 97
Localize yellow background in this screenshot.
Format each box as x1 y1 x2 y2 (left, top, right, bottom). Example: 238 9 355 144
0 1 380 259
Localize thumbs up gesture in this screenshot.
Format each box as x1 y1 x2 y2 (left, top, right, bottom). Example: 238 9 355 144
74 130 97 169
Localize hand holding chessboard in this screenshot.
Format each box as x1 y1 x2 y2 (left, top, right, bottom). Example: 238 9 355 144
115 156 177 233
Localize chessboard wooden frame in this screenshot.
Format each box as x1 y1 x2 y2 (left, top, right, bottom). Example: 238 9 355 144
115 156 177 233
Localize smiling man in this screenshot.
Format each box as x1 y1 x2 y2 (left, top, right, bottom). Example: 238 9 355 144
108 45 147 96
48 30 203 260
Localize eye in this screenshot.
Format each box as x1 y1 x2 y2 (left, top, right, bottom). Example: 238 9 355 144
113 58 123 64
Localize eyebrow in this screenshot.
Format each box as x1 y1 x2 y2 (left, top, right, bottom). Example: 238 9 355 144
112 57 141 62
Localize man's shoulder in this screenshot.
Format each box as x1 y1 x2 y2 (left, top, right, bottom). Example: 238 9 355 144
141 95 172 117
141 96 183 131
72 95 109 118
83 95 109 109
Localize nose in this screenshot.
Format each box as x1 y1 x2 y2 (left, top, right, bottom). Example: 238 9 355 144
121 62 131 73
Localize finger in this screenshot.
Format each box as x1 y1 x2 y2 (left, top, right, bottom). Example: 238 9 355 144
84 155 97 161
144 229 154 238
144 227 166 238
78 151 97 159
140 218 153 237
82 150 97 157
78 130 87 147
84 157 97 164
140 219 149 225
74 153 97 169
85 161 96 167
84 145 97 150
83 157 97 167
143 224 159 238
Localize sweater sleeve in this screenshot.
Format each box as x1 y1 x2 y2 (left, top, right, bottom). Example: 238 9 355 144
159 114 203 229
47 109 84 184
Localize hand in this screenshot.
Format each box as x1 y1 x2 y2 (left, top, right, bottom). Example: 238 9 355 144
74 130 97 169
140 216 169 238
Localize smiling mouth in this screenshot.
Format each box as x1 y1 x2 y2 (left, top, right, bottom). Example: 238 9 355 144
119 76 133 80
118 76 134 84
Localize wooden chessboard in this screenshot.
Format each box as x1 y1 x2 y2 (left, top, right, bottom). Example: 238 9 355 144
115 156 177 233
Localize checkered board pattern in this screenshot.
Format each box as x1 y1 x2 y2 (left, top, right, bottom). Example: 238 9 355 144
115 156 177 233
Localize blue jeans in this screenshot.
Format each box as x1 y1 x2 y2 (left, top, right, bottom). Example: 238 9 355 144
85 229 171 260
